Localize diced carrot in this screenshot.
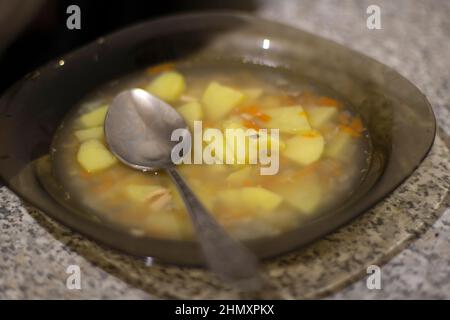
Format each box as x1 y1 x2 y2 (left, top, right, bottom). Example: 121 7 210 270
238 105 259 116
146 62 175 75
242 119 261 130
239 105 259 114
350 117 364 133
340 125 361 137
338 112 351 125
233 106 248 115
237 105 272 122
339 115 364 137
340 125 353 134
256 112 271 122
202 120 214 128
318 96 340 107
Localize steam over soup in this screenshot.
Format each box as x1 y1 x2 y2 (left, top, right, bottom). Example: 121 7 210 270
47 62 371 240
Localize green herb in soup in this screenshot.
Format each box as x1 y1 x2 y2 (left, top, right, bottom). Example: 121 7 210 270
49 62 370 240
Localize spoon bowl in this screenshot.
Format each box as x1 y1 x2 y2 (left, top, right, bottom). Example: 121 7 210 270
105 89 188 170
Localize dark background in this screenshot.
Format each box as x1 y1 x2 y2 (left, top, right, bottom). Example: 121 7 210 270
0 0 258 94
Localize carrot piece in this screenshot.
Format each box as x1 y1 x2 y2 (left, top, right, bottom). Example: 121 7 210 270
237 105 271 123
242 119 261 130
338 112 351 125
257 113 271 122
340 125 353 134
339 125 361 137
338 115 364 137
146 62 175 75
202 120 214 128
239 105 259 114
318 97 340 107
350 117 364 133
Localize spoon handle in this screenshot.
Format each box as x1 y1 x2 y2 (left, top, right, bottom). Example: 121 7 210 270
167 167 264 291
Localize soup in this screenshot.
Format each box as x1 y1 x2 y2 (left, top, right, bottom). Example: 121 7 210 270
48 61 370 241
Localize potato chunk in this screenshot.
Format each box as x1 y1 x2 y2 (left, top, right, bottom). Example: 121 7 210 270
217 187 282 213
79 105 108 128
265 106 312 133
74 126 104 142
283 131 325 166
241 187 282 212
306 106 338 128
278 175 322 214
226 167 252 185
213 128 282 165
77 140 117 173
177 101 203 129
147 71 186 102
211 129 259 165
202 82 244 121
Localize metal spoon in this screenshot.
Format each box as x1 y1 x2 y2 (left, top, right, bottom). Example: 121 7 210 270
104 89 264 291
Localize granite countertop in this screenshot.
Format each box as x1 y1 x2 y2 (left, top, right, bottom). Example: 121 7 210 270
258 0 450 299
1 0 449 299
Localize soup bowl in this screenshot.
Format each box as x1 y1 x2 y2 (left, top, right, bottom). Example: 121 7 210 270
0 12 435 266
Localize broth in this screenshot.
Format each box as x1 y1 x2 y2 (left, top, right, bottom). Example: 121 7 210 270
48 61 370 241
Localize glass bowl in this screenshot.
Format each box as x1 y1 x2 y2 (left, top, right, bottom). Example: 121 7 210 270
0 12 435 265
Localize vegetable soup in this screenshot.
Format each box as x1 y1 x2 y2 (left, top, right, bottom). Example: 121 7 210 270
48 62 371 241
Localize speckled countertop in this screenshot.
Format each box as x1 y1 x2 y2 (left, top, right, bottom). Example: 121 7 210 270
1 0 449 299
